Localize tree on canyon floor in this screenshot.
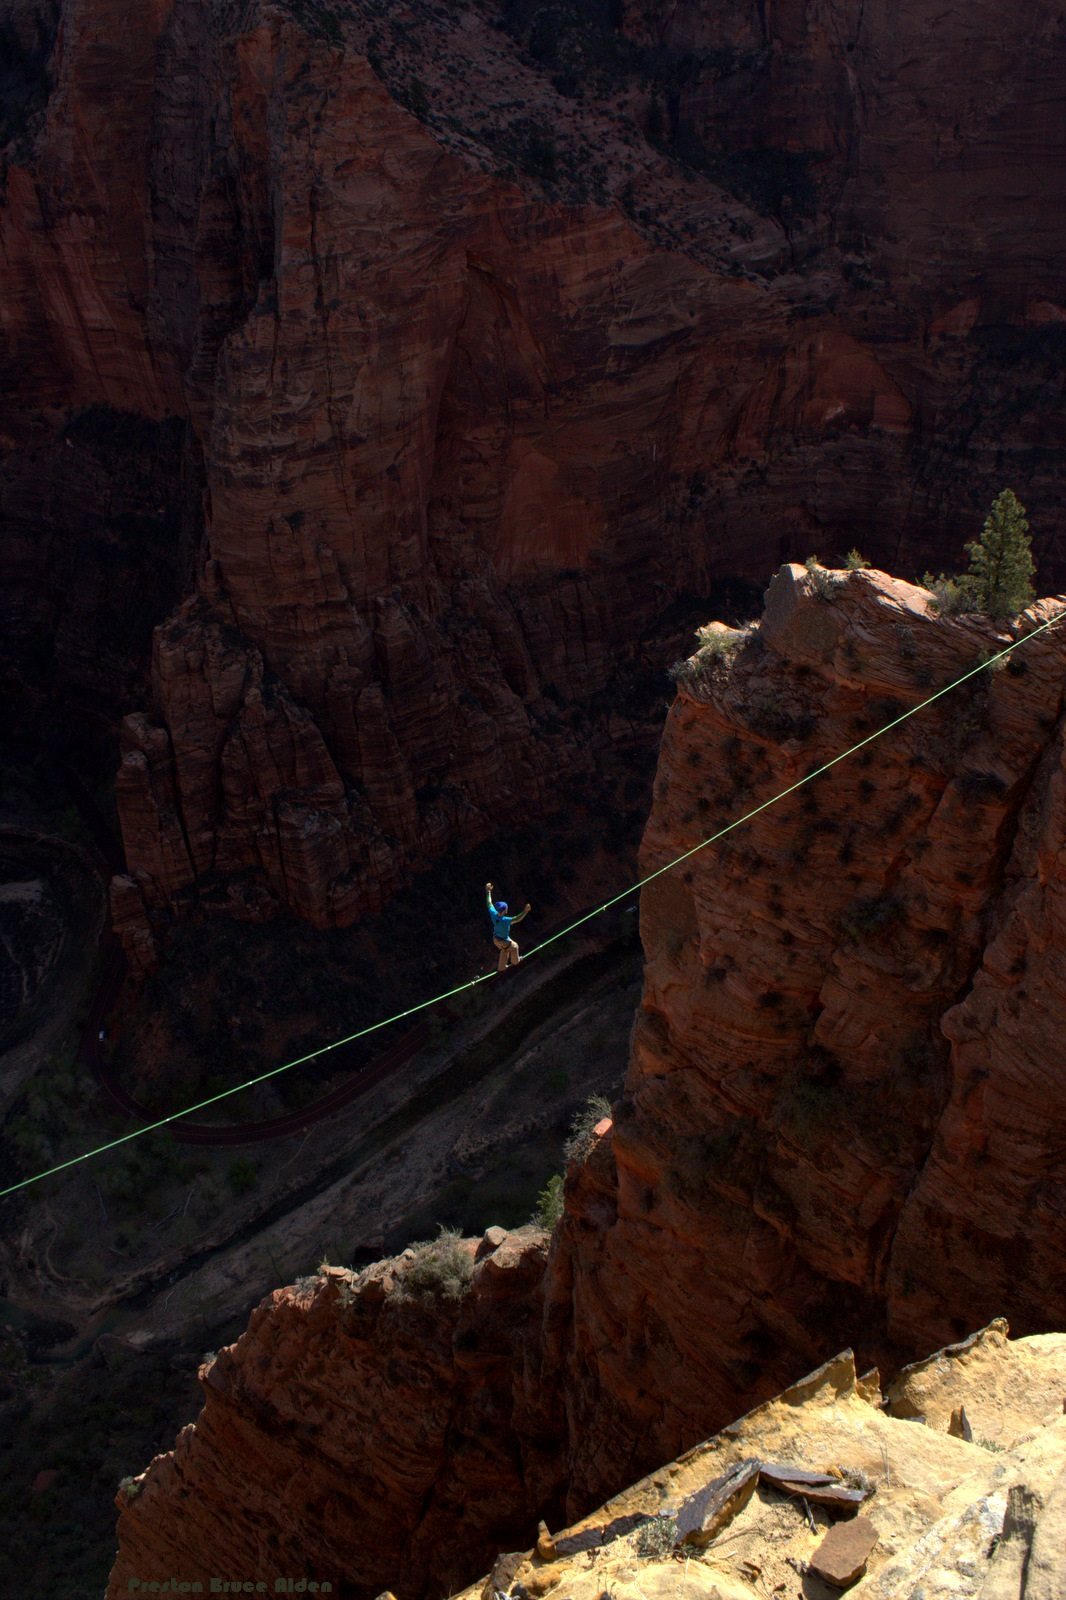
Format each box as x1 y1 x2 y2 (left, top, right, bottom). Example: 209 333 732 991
924 488 1036 619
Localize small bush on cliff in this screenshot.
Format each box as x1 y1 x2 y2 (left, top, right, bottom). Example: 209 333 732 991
635 1514 679 1558
922 572 978 615
746 690 817 742
694 623 743 657
533 1172 564 1231
405 77 429 118
955 769 1008 805
403 1226 474 1304
669 625 745 689
804 555 841 602
521 127 558 181
564 1094 612 1161
839 893 904 941
845 548 870 570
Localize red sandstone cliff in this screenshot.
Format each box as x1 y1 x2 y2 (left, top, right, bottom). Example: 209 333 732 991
2 0 1065 950
109 1234 559 1600
107 569 1066 1597
556 567 1066 1505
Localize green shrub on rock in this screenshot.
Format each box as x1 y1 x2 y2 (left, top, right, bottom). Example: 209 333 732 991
402 1227 474 1303
533 1172 564 1231
564 1094 612 1161
635 1514 679 1558
921 572 979 615
803 555 841 602
668 624 745 689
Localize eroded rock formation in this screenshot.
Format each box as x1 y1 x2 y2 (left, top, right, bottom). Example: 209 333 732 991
111 1232 562 1600
556 567 1066 1507
107 570 1066 1598
2 0 1065 950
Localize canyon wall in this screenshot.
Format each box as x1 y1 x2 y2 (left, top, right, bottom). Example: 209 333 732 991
108 568 1066 1597
110 1234 563 1600
556 566 1066 1506
2 0 1065 947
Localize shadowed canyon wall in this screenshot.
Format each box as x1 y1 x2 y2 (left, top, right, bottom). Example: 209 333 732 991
108 570 1066 1598
1 0 1065 949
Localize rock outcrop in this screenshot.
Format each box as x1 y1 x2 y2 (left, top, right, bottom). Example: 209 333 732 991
2 0 1065 945
107 569 1066 1597
110 1231 563 1600
448 1320 1066 1600
555 567 1066 1505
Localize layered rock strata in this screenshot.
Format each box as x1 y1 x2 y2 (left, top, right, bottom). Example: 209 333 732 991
558 566 1066 1503
2 0 1065 948
111 1231 562 1600
108 569 1066 1597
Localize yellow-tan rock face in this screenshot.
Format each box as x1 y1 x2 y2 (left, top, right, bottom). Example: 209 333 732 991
450 1321 1066 1600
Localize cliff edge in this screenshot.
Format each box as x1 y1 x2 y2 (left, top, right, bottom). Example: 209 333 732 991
556 565 1066 1503
451 1320 1066 1600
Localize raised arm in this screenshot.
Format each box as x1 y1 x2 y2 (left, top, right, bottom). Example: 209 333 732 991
511 902 532 924
485 881 495 916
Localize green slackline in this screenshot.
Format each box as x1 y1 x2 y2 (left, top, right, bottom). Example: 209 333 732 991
2 607 1063 1200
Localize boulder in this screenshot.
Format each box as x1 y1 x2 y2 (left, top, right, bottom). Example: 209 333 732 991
808 1517 879 1588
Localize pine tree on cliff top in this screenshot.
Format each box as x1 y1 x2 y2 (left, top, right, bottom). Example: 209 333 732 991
965 488 1036 619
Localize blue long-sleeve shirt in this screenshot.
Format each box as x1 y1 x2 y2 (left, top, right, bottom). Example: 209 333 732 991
487 888 526 940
